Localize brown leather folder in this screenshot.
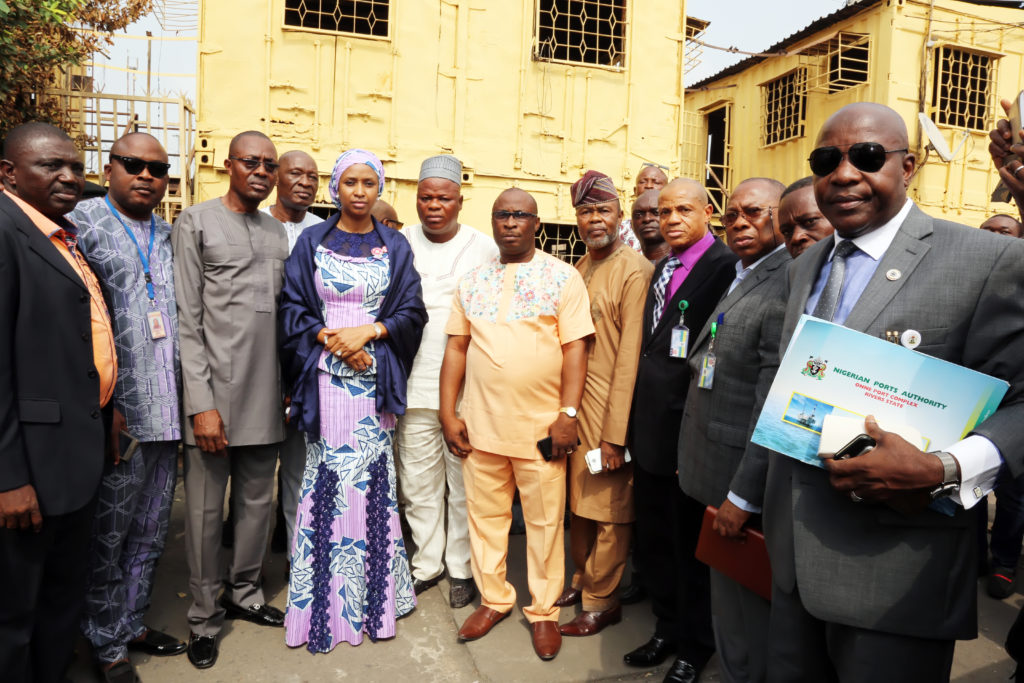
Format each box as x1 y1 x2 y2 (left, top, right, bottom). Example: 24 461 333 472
694 505 773 602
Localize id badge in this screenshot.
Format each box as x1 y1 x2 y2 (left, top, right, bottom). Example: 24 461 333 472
146 310 167 339
669 324 689 359
697 351 716 390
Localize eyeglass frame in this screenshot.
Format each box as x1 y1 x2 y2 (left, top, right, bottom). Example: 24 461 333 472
109 153 171 178
491 210 538 222
228 155 280 173
721 205 776 228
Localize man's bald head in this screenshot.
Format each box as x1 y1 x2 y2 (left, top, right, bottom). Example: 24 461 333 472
660 178 708 206
280 149 315 166
811 103 915 238
635 164 669 196
371 200 402 229
658 179 712 251
2 122 72 160
228 130 273 156
110 132 163 157
493 187 538 214
734 177 786 197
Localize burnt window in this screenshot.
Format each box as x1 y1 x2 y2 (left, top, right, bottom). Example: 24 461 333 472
535 0 627 68
284 0 389 37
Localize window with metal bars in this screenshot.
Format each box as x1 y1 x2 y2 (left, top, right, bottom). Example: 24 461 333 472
283 0 389 37
761 68 807 146
931 46 994 131
535 222 586 264
535 0 627 68
826 34 869 93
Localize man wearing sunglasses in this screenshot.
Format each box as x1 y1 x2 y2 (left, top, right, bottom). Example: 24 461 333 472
763 103 1024 682
69 133 186 682
172 131 289 669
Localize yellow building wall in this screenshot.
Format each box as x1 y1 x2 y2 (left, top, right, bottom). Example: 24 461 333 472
685 0 1023 227
195 0 690 233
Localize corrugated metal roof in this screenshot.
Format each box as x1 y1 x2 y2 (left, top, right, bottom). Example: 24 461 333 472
687 0 1024 90
687 0 879 90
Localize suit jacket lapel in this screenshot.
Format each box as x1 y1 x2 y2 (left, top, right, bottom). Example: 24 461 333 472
843 207 931 332
1 196 87 291
692 248 788 350
781 237 831 347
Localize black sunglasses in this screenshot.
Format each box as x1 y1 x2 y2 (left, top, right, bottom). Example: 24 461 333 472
110 153 171 178
229 156 280 173
808 143 908 176
492 210 538 221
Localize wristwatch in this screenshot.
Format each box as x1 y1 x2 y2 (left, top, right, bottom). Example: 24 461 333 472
929 451 960 500
559 406 578 419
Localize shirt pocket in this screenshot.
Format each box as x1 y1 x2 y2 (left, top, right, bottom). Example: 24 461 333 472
253 257 284 313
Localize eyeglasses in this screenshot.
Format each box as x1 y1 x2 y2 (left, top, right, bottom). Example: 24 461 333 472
641 162 669 171
110 153 171 178
382 218 404 230
808 143 908 177
721 205 774 228
229 156 280 173
492 210 538 222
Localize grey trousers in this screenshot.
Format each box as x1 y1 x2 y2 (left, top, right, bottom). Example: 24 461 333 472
766 582 955 683
277 427 307 553
183 443 279 636
710 568 770 683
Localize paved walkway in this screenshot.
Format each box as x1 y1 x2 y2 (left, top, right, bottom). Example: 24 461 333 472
68 477 1019 682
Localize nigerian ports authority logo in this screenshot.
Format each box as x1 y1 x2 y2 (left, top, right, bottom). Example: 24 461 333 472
801 355 828 380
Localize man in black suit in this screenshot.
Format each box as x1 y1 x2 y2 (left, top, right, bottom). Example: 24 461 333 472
0 122 116 683
624 178 737 683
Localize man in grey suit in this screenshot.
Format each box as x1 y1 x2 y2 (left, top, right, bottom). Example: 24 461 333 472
678 177 789 683
764 103 1024 682
172 131 289 669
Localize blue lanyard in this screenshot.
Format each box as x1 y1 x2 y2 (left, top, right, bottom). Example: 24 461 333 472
105 195 157 304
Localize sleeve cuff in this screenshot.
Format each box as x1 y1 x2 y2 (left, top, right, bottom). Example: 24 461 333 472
944 434 1003 509
727 490 762 514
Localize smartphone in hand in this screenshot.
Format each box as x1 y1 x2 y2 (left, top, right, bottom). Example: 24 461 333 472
833 433 876 461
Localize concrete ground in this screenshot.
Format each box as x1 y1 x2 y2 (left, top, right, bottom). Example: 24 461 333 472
68 476 1020 683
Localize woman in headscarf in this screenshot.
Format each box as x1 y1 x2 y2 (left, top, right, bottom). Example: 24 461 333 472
279 148 427 652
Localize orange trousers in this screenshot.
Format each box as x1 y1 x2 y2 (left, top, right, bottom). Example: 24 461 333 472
462 448 566 622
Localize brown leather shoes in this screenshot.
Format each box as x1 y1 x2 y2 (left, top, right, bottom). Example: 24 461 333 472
559 604 622 636
531 620 562 660
553 586 582 607
457 606 510 642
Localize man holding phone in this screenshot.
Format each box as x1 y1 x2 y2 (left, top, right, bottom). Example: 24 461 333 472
556 171 651 638
439 188 593 661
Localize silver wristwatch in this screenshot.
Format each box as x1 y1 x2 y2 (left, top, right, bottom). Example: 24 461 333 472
929 451 960 500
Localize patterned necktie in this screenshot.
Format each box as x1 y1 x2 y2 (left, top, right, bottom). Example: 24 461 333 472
651 255 681 332
812 239 858 321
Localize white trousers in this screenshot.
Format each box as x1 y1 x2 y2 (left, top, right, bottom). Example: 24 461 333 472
395 408 472 581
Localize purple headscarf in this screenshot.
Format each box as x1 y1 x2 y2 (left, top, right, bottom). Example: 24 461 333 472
328 148 385 210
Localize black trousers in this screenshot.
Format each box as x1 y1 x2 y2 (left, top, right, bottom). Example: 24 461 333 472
633 466 714 668
0 498 97 683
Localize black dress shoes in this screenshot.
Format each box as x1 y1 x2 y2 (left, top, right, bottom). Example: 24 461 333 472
412 571 445 595
220 596 285 627
187 633 218 669
449 577 477 608
99 659 139 683
127 627 187 656
623 635 678 667
619 579 647 605
663 657 699 683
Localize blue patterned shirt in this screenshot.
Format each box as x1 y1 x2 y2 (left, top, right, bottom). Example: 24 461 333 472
71 197 181 442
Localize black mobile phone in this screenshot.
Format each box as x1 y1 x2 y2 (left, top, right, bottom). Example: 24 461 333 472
833 433 876 461
537 436 554 461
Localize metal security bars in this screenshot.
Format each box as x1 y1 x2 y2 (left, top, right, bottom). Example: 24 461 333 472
803 32 869 93
931 46 995 131
535 0 627 68
761 68 807 146
536 222 586 264
284 0 390 37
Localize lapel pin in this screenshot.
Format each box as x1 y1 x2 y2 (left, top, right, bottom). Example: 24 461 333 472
900 329 921 350
886 269 901 281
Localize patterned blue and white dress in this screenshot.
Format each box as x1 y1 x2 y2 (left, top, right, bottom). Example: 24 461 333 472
285 229 416 652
